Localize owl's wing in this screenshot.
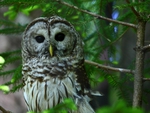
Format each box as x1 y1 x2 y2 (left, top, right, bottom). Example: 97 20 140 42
75 64 91 92
74 61 101 113
75 60 101 97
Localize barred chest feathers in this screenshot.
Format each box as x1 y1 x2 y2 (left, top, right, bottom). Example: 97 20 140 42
22 57 95 113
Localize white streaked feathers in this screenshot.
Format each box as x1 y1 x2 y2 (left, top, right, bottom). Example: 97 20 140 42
23 71 85 112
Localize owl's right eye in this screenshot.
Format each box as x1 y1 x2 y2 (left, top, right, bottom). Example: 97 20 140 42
35 35 45 43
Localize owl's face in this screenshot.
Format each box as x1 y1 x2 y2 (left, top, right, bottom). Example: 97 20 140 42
22 16 83 62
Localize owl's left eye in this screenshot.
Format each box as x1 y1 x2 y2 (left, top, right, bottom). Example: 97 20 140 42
35 35 45 43
55 33 65 42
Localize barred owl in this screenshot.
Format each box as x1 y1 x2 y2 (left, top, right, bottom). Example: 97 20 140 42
22 16 100 113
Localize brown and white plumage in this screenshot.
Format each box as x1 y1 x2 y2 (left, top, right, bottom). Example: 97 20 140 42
22 16 100 113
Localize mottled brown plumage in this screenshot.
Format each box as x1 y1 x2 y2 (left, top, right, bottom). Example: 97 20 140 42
22 16 100 113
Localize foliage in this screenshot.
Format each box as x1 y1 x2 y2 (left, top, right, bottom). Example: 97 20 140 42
97 100 144 113
0 50 22 93
0 0 150 112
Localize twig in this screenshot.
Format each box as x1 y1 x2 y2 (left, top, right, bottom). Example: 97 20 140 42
142 44 150 52
55 0 137 28
109 27 129 46
0 106 11 113
85 60 135 74
143 78 150 81
126 0 141 17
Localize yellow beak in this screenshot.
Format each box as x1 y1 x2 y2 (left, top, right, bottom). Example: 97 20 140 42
49 45 53 57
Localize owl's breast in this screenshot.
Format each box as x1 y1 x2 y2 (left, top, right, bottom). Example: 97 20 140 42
23 71 79 112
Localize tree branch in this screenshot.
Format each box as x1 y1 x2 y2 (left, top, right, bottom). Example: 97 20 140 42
55 0 137 28
85 60 135 74
132 21 146 108
142 44 150 52
126 0 141 17
0 106 11 113
143 78 150 81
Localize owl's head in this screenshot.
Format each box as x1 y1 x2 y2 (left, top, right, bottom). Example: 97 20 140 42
22 16 84 62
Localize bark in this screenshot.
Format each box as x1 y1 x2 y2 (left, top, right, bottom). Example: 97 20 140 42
133 21 146 107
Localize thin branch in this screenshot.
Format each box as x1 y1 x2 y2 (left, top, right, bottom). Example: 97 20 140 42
142 44 150 52
0 106 11 113
143 78 150 81
85 60 135 74
109 27 129 46
126 0 141 17
55 0 137 28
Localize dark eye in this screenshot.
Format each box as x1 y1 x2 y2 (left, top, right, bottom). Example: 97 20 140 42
55 33 65 41
35 35 45 43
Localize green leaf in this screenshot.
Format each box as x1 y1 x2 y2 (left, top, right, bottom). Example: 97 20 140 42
0 56 5 67
0 85 10 93
21 5 39 15
4 6 17 20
